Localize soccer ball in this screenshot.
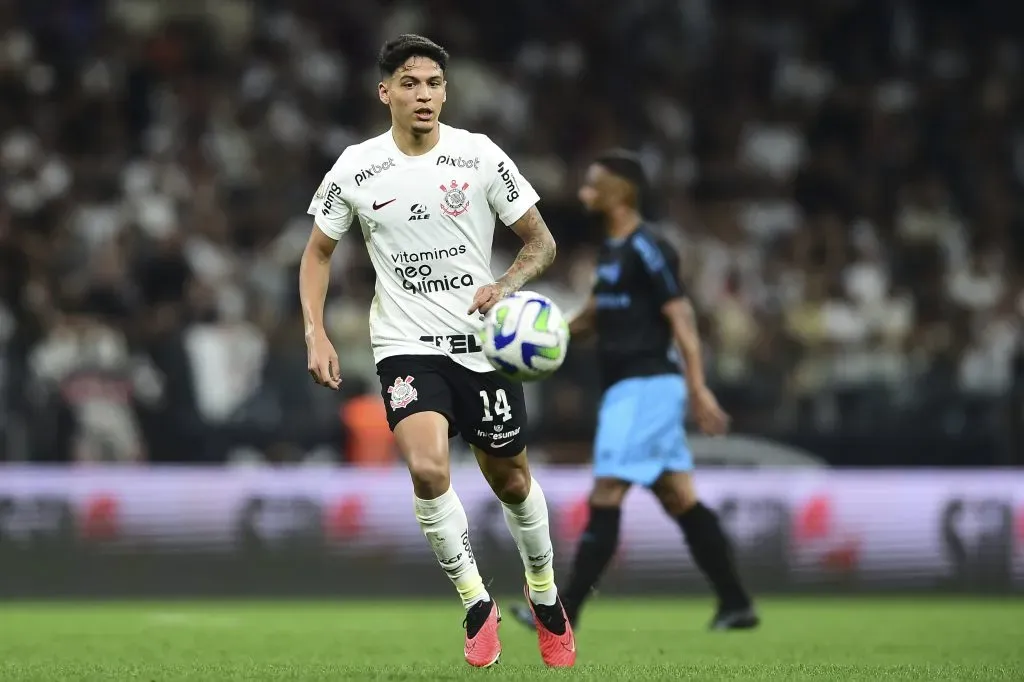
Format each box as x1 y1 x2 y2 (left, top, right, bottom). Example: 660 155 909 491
481 291 569 382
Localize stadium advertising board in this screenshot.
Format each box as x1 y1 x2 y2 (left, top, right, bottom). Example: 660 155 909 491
0 466 1022 596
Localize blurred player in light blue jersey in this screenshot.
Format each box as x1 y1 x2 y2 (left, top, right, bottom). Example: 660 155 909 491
512 150 758 631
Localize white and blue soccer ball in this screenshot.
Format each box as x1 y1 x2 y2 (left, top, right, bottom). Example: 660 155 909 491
481 291 569 382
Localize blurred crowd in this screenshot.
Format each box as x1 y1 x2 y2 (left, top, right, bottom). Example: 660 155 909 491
0 0 1021 465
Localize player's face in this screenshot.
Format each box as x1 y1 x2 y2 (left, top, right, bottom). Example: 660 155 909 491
578 163 620 214
379 56 446 135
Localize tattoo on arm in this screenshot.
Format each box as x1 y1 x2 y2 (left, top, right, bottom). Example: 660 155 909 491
497 206 556 293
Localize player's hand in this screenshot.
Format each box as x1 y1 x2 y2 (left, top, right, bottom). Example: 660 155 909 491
306 332 341 390
468 282 511 316
691 386 729 436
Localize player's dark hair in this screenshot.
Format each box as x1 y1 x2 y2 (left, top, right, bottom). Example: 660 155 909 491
594 149 647 207
378 34 449 78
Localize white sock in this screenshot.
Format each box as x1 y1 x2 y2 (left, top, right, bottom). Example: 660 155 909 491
414 486 490 609
501 477 558 606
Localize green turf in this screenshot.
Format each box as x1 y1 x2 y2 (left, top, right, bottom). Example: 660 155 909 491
0 598 1021 680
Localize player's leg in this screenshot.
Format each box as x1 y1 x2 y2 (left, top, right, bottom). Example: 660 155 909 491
650 471 758 629
512 376 663 633
647 376 759 630
557 376 670 627
458 368 574 667
556 476 631 627
472 448 556 603
473 446 575 667
395 412 489 607
377 357 500 667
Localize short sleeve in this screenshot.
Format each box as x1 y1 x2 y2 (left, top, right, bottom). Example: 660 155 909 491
307 169 354 240
481 136 540 226
630 232 685 305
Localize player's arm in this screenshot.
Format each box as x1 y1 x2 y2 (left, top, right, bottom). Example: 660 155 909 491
662 297 728 435
469 137 554 315
299 226 341 389
299 226 336 342
631 233 728 434
662 298 708 395
568 294 597 339
498 206 557 294
468 208 557 314
300 170 353 390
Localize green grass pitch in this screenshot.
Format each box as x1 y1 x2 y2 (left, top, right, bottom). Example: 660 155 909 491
0 597 1021 680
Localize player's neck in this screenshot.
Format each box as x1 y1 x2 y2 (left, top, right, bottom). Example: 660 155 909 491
391 124 441 157
604 209 642 241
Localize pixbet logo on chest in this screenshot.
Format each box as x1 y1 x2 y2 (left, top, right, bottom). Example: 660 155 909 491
353 158 396 187
436 155 480 170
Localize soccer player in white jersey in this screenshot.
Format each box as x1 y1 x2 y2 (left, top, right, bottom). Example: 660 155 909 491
299 34 575 668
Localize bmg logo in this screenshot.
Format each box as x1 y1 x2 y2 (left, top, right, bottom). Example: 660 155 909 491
497 161 520 202
321 182 343 216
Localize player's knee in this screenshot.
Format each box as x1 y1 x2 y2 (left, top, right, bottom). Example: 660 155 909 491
486 465 530 505
405 449 450 498
652 473 699 516
657 492 698 517
589 478 630 508
475 448 531 504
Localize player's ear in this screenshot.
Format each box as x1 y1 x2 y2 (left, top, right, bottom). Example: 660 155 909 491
378 81 390 106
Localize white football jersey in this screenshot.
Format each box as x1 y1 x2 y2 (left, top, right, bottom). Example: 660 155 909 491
308 123 540 372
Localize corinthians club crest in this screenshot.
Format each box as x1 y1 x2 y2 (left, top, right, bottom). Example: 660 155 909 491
439 180 471 217
387 375 418 410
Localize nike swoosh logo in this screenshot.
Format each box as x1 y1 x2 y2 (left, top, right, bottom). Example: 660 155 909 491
372 198 397 210
490 440 513 449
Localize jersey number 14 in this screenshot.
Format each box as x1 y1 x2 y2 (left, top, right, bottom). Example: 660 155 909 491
479 389 512 423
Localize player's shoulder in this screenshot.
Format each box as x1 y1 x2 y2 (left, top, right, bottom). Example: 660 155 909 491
629 224 679 265
337 129 393 160
325 131 396 180
442 124 503 156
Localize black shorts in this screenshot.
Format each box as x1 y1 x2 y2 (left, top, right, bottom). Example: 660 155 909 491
376 354 528 457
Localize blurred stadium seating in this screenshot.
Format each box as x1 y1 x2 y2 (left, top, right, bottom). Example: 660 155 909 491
0 0 1021 468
